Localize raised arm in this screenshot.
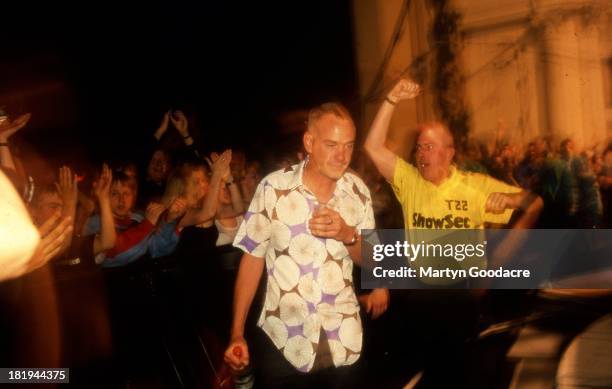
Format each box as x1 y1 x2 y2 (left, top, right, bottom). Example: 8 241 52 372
56 165 79 252
364 79 420 181
179 150 232 227
92 164 116 255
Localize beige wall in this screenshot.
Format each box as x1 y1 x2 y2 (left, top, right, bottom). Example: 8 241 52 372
352 0 612 153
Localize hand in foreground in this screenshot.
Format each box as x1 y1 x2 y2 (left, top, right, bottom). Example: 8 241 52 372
28 213 73 271
223 336 249 372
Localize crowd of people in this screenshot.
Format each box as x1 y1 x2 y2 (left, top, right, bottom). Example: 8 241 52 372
0 78 611 388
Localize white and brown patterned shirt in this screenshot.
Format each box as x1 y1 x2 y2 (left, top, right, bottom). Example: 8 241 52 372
233 160 375 372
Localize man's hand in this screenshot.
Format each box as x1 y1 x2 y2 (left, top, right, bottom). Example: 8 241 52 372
170 110 189 138
358 288 390 319
387 79 421 104
224 336 250 372
56 166 78 208
28 213 73 271
485 192 518 214
0 113 31 141
166 197 187 222
309 206 355 243
93 164 113 201
145 202 166 225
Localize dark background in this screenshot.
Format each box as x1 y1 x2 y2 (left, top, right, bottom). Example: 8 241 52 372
0 0 357 165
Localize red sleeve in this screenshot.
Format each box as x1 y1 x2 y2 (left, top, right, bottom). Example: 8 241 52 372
107 219 154 257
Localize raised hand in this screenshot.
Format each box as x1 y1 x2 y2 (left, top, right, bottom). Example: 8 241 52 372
0 113 31 141
56 166 78 209
210 150 232 182
387 79 421 104
93 164 112 201
170 110 189 138
145 202 166 225
154 110 171 140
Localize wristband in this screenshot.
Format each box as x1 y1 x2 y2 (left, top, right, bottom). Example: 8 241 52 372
182 134 192 139
0 143 8 147
385 96 397 106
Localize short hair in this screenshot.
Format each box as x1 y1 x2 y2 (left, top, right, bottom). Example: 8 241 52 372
111 170 138 194
162 171 186 207
307 102 354 130
174 160 209 182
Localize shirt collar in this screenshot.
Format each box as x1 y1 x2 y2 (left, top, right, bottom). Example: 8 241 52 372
286 156 358 200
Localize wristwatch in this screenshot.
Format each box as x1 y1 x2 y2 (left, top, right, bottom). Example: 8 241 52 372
344 228 360 245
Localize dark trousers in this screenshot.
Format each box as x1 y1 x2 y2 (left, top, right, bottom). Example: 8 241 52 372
250 327 360 389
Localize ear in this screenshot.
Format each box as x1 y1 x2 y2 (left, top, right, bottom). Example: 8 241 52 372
303 131 314 154
446 147 455 163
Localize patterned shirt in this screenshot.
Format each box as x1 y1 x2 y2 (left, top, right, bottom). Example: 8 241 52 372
233 160 375 372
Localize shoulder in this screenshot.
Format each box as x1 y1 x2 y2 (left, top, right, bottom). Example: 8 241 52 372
342 171 373 203
260 164 301 190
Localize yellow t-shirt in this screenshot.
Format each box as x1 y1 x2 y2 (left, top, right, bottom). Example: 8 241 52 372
391 158 522 284
392 158 521 230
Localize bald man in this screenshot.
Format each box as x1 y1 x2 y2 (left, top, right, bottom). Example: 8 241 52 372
365 79 542 232
364 79 543 387
224 102 379 387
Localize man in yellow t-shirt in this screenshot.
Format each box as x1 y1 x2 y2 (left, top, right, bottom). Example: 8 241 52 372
363 79 544 387
365 79 542 234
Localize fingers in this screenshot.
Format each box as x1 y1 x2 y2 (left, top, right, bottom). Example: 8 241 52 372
38 212 62 238
204 157 213 169
39 216 73 263
223 341 249 371
485 193 507 214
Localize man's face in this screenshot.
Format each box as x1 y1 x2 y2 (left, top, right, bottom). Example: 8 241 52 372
32 192 64 226
414 126 454 184
110 182 135 218
147 150 170 184
304 114 355 181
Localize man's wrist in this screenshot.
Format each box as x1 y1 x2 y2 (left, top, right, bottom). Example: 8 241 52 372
342 226 358 245
385 96 398 106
